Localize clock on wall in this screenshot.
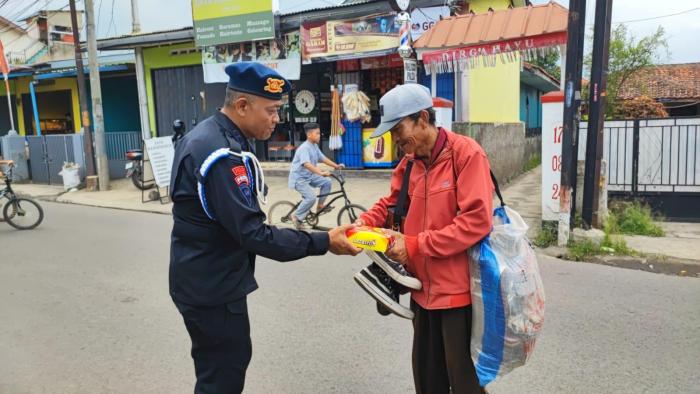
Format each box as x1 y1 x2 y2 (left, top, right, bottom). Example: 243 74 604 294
389 0 410 12
294 90 316 115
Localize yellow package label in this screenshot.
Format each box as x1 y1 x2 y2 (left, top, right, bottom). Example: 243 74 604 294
346 226 392 252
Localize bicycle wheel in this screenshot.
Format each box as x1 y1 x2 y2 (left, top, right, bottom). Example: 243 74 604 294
267 200 297 228
337 203 367 226
3 198 44 230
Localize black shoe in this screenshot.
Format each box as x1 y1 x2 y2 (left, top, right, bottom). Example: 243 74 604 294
353 263 414 320
365 250 422 290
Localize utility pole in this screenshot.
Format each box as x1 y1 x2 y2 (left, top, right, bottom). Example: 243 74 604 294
69 0 96 177
85 0 110 190
558 0 588 246
131 0 151 140
583 0 614 228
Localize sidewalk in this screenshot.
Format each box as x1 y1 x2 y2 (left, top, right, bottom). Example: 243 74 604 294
12 164 542 226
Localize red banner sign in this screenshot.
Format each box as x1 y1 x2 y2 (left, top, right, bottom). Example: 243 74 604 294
421 32 567 72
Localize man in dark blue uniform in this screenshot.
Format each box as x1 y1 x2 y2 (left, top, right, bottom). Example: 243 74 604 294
169 62 361 393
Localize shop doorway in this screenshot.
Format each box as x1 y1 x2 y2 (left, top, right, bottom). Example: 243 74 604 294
21 90 74 135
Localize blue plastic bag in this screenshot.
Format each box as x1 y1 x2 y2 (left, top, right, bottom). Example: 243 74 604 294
468 206 545 387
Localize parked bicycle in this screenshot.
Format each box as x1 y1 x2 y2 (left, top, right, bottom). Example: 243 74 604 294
0 160 44 230
267 169 366 229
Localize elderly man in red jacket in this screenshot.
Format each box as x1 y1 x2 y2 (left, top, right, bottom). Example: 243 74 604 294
355 84 493 394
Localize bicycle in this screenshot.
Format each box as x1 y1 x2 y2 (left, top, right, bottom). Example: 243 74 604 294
0 160 44 230
267 169 366 229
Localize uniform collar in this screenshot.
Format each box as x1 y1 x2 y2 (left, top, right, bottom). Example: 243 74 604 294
214 111 253 151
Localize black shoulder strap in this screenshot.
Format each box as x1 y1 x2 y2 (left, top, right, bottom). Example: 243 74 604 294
393 159 414 230
490 170 505 207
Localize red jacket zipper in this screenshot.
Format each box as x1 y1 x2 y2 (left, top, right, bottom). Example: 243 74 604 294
423 163 431 305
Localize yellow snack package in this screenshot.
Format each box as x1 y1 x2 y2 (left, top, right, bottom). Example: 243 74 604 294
346 226 393 252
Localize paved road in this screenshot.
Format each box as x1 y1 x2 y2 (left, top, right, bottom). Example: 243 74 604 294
1 202 698 393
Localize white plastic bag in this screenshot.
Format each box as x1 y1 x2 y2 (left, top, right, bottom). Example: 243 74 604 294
58 162 81 190
468 206 545 387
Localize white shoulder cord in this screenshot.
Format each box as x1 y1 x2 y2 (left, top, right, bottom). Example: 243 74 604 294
229 149 267 206
198 148 267 221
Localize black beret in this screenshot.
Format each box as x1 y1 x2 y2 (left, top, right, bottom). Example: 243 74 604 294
224 62 291 100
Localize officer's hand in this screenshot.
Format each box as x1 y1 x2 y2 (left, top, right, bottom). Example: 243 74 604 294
336 164 345 169
328 224 362 256
320 171 331 177
382 229 409 265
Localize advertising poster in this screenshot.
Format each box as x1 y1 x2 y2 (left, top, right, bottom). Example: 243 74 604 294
302 13 400 62
202 32 302 82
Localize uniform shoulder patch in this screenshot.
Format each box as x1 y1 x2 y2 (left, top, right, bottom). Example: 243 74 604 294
232 165 250 186
264 78 285 94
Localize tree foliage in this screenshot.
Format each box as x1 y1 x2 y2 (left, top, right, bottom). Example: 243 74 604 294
585 24 669 118
620 95 668 118
531 50 561 82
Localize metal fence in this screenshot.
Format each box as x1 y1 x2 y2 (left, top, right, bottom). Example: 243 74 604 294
578 117 700 220
17 131 142 184
105 132 142 179
578 117 700 194
26 134 86 185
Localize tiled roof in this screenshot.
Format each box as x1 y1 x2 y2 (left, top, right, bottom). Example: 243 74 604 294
413 1 568 49
619 63 700 101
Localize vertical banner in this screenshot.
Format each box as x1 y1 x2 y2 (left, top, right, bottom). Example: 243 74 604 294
301 13 400 62
192 0 274 47
403 59 417 83
202 32 301 82
541 92 565 221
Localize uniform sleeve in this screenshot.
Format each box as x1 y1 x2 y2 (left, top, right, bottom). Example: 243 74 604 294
204 155 329 261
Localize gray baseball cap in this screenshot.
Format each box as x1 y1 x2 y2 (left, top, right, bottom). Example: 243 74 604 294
371 84 433 138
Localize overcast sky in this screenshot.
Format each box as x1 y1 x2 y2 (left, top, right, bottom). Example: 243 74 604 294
2 0 697 64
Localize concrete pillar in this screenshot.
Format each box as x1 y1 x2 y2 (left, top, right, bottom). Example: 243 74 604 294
455 69 469 122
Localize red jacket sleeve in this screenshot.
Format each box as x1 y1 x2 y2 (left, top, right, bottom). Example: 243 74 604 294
359 158 408 227
415 150 493 257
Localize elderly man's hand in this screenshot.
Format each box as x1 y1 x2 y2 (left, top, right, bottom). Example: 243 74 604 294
383 229 409 264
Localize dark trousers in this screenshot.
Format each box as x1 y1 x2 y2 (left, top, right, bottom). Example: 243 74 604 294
411 301 485 394
174 298 252 394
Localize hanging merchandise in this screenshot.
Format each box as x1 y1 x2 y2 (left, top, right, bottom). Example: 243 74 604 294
329 87 345 151
341 91 371 123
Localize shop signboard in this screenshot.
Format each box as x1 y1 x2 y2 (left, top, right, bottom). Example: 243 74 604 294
362 128 399 168
202 31 302 82
144 137 175 188
403 59 417 83
192 0 275 47
410 6 450 41
301 13 400 62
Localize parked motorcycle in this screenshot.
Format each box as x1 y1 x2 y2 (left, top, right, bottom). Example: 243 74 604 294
125 149 155 190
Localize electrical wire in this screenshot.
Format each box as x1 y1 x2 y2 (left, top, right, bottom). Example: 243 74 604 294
613 6 700 24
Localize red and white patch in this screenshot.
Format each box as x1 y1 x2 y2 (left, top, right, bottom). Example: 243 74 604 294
232 166 249 186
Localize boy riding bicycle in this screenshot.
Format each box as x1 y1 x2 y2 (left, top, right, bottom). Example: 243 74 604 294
288 123 344 229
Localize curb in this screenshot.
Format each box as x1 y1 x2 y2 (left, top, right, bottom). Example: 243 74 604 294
29 194 173 216
539 246 700 278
